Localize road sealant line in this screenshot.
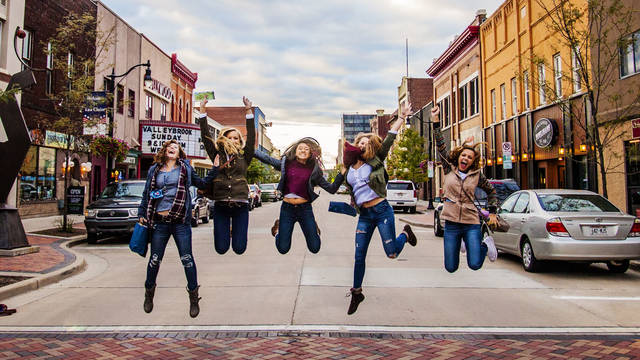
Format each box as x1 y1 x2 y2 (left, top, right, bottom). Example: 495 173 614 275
1 325 640 335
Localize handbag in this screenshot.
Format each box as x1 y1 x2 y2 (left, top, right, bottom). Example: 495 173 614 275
460 187 509 233
129 222 150 257
328 201 357 217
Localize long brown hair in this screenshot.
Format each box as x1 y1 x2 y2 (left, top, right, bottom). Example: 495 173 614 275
448 143 485 171
353 133 382 161
283 137 323 168
215 127 245 156
154 140 186 164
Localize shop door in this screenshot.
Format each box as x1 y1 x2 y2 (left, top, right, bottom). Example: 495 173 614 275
92 165 101 200
625 141 640 215
537 167 547 188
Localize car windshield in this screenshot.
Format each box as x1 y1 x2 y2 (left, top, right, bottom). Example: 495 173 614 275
260 184 275 190
474 182 519 203
537 194 620 212
100 182 145 199
387 182 413 190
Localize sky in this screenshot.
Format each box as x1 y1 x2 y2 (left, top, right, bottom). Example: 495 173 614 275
103 0 503 167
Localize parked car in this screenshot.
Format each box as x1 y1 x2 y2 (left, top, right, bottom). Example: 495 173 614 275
493 189 640 273
260 183 281 202
189 186 210 227
434 179 520 237
386 180 418 213
84 180 146 244
249 184 262 208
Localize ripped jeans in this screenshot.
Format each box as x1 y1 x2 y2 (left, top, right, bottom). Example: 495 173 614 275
145 222 198 291
353 199 407 289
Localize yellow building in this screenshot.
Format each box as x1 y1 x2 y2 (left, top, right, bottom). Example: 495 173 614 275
480 0 594 191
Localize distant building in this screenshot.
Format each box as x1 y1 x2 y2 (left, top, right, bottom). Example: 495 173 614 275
171 53 197 124
341 114 374 144
201 106 272 153
370 109 393 139
397 77 433 135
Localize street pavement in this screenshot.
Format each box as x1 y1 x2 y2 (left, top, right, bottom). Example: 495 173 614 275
2 192 640 358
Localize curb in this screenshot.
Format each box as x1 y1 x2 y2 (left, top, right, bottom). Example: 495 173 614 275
0 237 88 302
398 217 434 228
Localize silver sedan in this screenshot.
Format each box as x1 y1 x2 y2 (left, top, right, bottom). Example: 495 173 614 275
492 189 640 273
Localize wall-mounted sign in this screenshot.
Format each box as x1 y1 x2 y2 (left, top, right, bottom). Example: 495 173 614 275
144 79 174 103
83 91 108 136
534 118 557 148
44 130 74 150
140 121 206 159
632 119 640 139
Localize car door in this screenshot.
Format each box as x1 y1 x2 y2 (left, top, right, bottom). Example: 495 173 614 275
492 193 520 251
505 192 530 253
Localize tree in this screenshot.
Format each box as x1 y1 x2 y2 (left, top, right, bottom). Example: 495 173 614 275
530 0 640 198
386 128 428 184
246 158 280 184
33 12 114 231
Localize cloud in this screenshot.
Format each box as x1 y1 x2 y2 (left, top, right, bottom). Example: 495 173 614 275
102 0 504 166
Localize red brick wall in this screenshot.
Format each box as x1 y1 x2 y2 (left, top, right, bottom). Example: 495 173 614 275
408 78 434 112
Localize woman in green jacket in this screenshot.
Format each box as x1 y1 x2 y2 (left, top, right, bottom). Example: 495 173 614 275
342 105 417 315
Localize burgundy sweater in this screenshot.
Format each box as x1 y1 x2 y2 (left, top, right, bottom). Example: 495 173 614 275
284 160 313 200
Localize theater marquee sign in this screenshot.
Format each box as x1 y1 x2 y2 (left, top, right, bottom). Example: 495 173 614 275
139 121 206 159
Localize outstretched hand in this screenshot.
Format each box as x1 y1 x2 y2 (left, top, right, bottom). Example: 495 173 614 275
243 96 252 114
199 95 208 114
431 105 440 122
400 102 412 120
464 136 474 145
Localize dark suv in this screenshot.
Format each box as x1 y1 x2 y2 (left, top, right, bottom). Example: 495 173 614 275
84 180 146 244
433 179 520 237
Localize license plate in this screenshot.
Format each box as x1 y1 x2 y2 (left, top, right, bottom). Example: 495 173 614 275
590 226 607 235
396 202 404 205
397 194 404 197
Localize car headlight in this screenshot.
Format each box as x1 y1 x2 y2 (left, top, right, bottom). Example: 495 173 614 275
86 209 98 218
128 208 138 217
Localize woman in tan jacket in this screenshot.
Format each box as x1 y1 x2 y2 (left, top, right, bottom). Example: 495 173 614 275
432 105 499 273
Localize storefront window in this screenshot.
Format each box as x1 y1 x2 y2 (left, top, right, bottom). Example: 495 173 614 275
625 141 640 215
19 146 57 201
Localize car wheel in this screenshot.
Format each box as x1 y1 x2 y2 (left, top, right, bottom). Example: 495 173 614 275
87 232 98 244
521 238 540 272
410 206 417 214
434 213 444 237
606 260 630 274
191 210 199 227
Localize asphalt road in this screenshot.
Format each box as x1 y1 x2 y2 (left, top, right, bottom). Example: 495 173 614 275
4 192 640 329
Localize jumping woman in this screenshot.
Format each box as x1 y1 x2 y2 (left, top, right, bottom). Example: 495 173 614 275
198 96 255 255
431 105 499 273
343 105 418 315
254 137 345 254
138 140 218 318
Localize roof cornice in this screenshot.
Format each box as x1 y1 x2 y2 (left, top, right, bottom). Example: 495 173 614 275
426 25 479 78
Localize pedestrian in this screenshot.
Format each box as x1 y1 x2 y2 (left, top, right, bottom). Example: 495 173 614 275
431 105 499 274
254 137 345 254
137 139 217 318
197 96 255 255
342 105 418 315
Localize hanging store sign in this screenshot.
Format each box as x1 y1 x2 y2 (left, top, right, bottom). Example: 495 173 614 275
632 119 640 139
139 121 206 159
144 78 174 103
82 91 108 136
533 118 557 148
427 161 434 178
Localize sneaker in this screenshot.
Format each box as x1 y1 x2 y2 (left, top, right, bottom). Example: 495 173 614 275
403 224 417 247
347 288 365 315
460 241 466 254
483 235 498 262
271 219 279 237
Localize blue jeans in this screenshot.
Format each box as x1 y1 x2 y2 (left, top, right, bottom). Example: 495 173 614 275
353 200 407 289
275 202 320 254
145 222 198 291
213 202 249 254
443 221 487 273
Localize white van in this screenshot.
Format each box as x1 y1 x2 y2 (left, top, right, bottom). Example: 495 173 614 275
386 180 418 213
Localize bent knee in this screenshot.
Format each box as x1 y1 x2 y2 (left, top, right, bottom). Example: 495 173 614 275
468 262 482 271
387 253 397 259
445 264 459 273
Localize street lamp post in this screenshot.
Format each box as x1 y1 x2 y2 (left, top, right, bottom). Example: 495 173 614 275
104 61 152 183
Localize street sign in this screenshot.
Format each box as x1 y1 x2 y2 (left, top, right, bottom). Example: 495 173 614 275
503 141 513 170
427 161 434 178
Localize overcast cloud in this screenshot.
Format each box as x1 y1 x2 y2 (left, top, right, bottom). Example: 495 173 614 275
103 0 503 166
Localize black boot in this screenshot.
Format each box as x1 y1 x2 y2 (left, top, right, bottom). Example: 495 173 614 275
187 286 201 318
404 224 417 246
144 285 155 313
347 288 365 315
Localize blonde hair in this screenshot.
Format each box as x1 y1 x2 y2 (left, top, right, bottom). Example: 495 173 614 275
353 133 382 161
215 127 245 155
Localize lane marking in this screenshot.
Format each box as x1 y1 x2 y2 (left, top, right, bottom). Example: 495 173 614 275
553 296 640 301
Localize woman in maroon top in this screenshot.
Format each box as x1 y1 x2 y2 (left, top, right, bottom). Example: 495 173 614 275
255 138 345 253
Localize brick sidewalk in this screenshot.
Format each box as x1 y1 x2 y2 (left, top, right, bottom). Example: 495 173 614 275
0 332 638 359
0 235 76 274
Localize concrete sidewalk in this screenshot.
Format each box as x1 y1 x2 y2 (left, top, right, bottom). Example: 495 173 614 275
398 199 438 228
21 214 85 233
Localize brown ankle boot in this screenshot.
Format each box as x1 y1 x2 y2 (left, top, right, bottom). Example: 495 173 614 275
187 286 201 318
271 219 279 237
144 285 155 313
347 288 364 315
404 224 417 246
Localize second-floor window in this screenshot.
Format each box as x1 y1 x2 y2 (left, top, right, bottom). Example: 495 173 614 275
21 29 32 69
116 85 124 114
459 84 468 120
128 90 135 118
523 70 530 110
45 42 53 95
160 102 167 121
538 63 546 105
437 96 451 127
145 95 153 119
469 77 479 116
553 53 562 98
511 77 517 115
620 30 640 78
572 47 582 92
491 89 496 123
500 83 506 120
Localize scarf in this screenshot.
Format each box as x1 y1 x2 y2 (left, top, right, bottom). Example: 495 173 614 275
343 141 364 169
146 160 189 226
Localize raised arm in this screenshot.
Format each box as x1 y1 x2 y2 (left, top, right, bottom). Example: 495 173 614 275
242 96 256 161
254 148 282 170
197 97 218 160
431 105 452 175
190 163 219 190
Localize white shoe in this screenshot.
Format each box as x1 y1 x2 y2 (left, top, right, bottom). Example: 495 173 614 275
483 235 498 262
460 241 466 254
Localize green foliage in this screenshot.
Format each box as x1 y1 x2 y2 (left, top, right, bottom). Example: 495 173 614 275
89 136 129 163
246 158 280 184
386 129 427 184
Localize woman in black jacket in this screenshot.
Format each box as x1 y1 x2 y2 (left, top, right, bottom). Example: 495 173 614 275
255 138 344 254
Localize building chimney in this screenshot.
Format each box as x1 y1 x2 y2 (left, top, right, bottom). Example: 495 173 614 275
476 9 487 23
